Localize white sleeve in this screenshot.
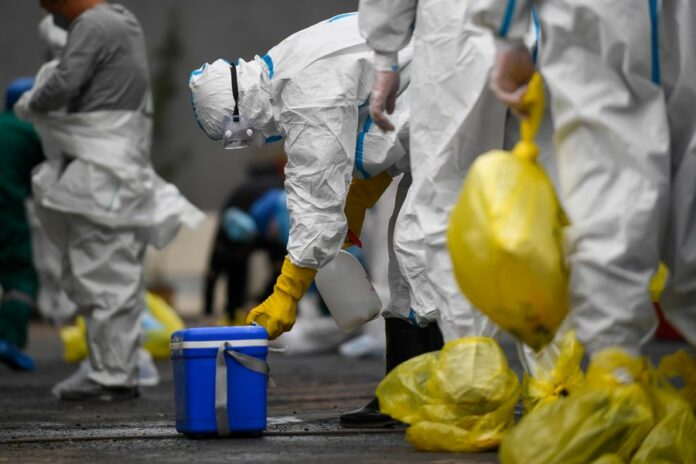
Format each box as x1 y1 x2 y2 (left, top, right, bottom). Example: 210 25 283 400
358 0 418 70
282 105 358 269
471 0 533 47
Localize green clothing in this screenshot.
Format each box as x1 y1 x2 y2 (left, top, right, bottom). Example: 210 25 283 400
0 111 45 347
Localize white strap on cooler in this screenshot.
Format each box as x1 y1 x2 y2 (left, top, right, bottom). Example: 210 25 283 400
214 341 274 436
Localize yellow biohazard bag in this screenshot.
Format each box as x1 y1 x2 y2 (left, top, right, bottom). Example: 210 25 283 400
60 292 185 362
522 330 585 412
448 73 568 350
376 337 520 452
60 316 88 363
142 292 185 359
657 350 696 410
501 348 696 464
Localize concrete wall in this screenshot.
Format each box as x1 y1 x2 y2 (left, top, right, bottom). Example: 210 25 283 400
0 0 358 210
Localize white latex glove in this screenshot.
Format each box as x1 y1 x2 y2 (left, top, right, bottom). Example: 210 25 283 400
490 44 535 116
369 70 399 132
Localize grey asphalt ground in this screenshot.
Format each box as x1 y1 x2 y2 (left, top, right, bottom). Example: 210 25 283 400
0 324 688 463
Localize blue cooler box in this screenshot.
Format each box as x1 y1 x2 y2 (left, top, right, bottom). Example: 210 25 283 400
171 326 269 436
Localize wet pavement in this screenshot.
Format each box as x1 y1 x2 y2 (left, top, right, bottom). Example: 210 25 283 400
0 324 687 463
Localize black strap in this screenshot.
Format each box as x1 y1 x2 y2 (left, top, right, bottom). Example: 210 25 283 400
230 64 240 123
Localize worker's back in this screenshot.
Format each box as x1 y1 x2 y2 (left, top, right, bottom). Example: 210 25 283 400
264 12 412 110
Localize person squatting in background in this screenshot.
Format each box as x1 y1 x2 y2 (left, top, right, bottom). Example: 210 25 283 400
204 162 287 325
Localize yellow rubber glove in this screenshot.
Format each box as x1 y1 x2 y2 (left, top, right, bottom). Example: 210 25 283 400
343 171 393 248
246 256 317 339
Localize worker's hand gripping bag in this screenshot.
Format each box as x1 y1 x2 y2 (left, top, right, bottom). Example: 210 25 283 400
376 337 520 452
448 73 568 350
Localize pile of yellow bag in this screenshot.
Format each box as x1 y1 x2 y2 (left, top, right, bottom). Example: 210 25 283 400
60 292 185 362
376 330 696 461
501 348 696 464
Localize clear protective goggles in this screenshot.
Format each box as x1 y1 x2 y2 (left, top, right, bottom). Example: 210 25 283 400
221 114 263 150
220 63 263 150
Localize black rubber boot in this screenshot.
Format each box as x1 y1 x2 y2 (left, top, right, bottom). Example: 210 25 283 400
339 318 444 428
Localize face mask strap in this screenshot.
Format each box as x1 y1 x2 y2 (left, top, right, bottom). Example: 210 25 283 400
229 64 240 123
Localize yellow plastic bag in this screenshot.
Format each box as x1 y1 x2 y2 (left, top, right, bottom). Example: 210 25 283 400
502 348 696 464
142 292 185 359
377 337 520 452
649 264 668 302
60 292 185 362
522 330 585 412
59 316 88 363
630 388 696 464
657 350 696 410
448 73 568 350
500 349 656 464
586 385 696 464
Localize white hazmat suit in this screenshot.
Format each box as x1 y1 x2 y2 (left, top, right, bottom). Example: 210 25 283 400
358 0 510 340
17 53 203 390
189 13 433 325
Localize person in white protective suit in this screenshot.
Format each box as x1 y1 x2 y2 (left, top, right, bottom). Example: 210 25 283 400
472 0 696 355
358 0 512 342
189 13 444 427
15 0 203 401
357 0 571 383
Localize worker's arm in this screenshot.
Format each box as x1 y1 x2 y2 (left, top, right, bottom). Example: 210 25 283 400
358 0 417 71
359 0 417 131
246 104 357 338
471 0 533 47
471 0 535 114
30 16 104 112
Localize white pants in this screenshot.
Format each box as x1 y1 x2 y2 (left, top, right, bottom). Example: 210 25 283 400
538 0 696 353
39 208 148 386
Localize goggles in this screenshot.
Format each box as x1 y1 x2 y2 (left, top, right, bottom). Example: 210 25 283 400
221 63 264 150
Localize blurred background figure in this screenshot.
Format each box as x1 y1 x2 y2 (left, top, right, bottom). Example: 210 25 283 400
0 78 45 372
15 0 202 401
204 161 286 325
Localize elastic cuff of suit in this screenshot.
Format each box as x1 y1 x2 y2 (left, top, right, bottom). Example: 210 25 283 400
374 51 399 72
495 37 527 52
